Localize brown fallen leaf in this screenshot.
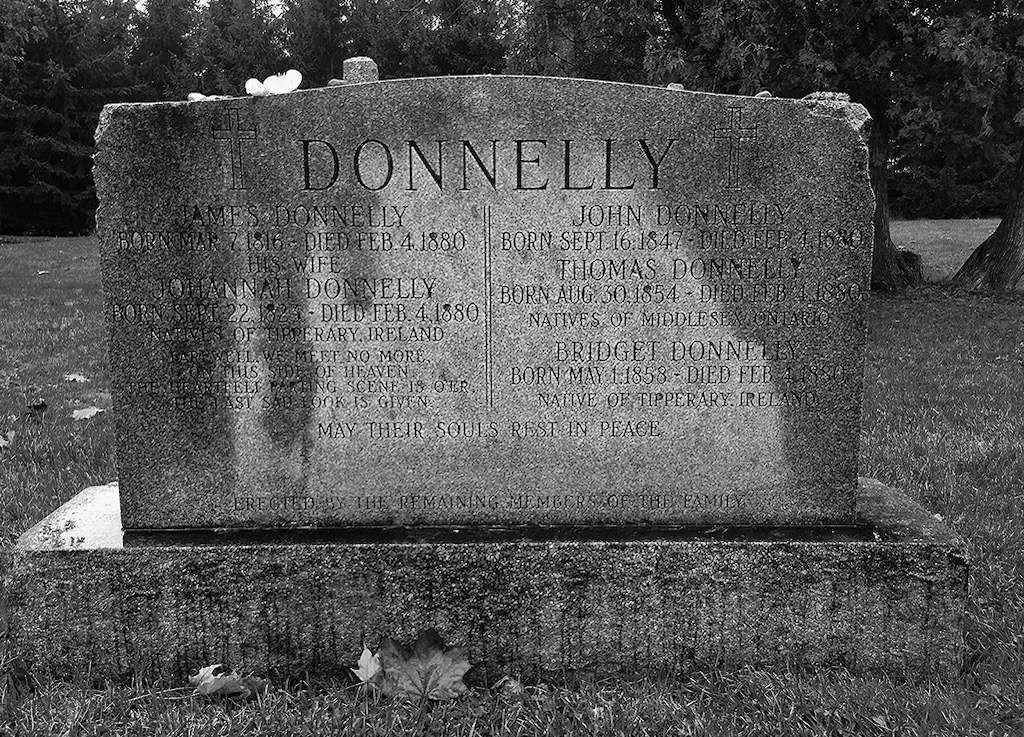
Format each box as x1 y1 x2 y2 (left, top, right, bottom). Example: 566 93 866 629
25 398 46 418
72 406 104 421
378 629 471 702
188 663 268 699
0 430 14 449
494 675 525 697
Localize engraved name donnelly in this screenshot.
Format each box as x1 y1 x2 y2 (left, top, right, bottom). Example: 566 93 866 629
154 276 437 300
300 138 680 191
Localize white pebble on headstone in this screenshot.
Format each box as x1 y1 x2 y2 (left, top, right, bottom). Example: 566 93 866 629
803 91 850 102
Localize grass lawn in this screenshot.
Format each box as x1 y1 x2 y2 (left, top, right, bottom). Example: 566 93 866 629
890 218 998 282
0 220 1022 735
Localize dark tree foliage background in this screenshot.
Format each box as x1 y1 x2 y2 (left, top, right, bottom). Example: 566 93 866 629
1 0 1021 280
1 0 144 234
886 4 1024 220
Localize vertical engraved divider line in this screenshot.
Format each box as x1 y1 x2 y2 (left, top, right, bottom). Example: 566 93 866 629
484 206 494 408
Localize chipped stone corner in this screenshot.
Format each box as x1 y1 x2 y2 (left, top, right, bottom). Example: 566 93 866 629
94 104 121 149
802 91 872 145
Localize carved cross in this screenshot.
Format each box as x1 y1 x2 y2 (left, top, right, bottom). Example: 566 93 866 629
212 109 258 190
713 107 758 191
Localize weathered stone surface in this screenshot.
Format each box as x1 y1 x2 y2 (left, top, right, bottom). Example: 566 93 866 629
96 77 873 529
6 479 967 682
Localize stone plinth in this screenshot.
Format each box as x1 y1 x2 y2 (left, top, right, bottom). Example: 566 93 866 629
6 479 967 683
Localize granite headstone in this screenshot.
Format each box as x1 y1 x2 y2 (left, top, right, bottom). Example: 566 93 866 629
96 75 873 529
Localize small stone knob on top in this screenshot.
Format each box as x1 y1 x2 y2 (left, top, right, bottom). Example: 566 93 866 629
328 57 380 86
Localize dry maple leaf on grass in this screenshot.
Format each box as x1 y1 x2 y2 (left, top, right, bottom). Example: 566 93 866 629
351 645 383 687
188 664 268 699
376 629 472 701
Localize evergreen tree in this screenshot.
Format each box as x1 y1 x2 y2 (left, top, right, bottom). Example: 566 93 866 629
135 0 197 100
426 0 507 75
344 0 506 79
506 0 650 83
188 0 288 95
64 0 146 230
68 0 147 129
0 0 94 234
0 0 145 234
285 0 351 87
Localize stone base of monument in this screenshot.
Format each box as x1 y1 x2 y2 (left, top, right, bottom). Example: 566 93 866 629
7 478 967 683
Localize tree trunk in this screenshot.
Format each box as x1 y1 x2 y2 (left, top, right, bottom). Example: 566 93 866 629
870 121 922 290
953 143 1024 290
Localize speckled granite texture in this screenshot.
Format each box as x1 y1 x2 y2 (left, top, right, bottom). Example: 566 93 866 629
7 478 967 682
96 77 874 529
